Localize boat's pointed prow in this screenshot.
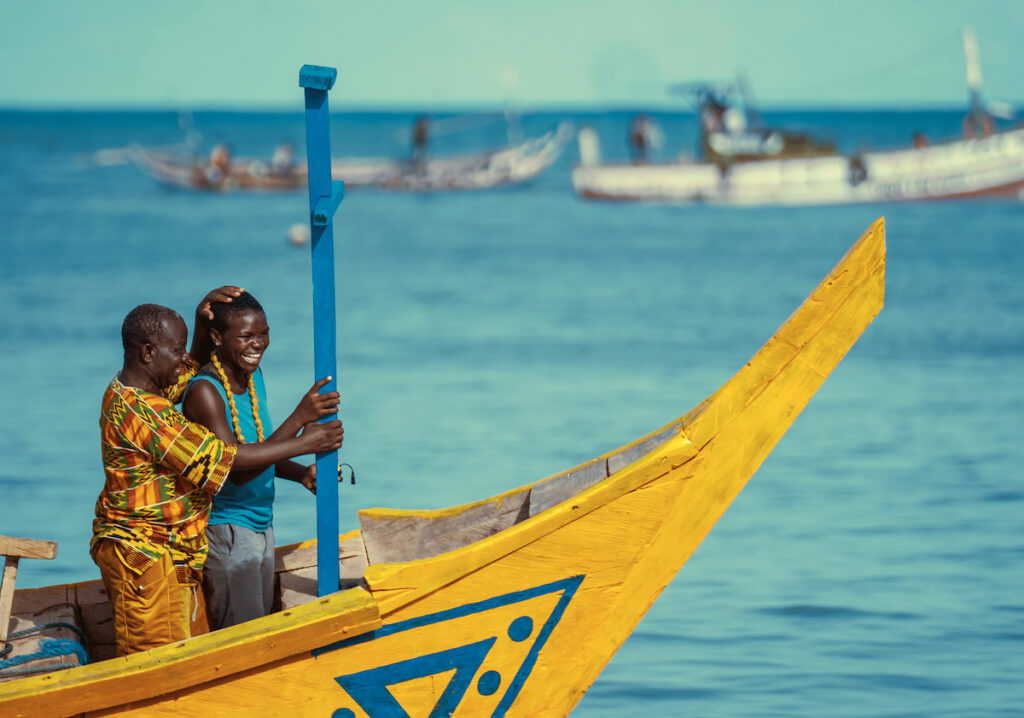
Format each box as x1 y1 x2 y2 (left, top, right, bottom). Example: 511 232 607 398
682 216 884 450
351 220 887 716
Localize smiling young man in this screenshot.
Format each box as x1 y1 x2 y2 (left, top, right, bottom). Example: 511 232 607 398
92 290 344 655
182 291 340 630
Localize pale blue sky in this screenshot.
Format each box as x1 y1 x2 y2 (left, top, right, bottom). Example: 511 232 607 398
2 0 1023 109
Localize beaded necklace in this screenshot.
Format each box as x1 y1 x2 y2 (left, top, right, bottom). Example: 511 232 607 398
211 350 265 443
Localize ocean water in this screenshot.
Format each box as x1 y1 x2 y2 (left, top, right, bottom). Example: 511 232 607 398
0 108 1021 716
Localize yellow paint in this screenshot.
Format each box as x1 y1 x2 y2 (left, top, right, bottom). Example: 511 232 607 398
0 589 381 717
0 219 884 718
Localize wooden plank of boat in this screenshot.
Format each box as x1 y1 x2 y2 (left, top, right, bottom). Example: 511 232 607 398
0 219 885 717
572 127 1024 205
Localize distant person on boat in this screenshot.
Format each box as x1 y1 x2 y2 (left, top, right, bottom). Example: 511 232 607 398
700 96 727 135
270 141 296 174
92 289 344 655
202 143 232 187
182 291 341 631
698 95 730 170
628 114 661 164
411 115 429 168
962 107 995 139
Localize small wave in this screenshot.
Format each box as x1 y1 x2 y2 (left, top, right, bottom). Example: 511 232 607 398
842 672 966 693
983 490 1024 503
630 629 789 645
993 604 1024 614
756 604 918 620
588 680 720 702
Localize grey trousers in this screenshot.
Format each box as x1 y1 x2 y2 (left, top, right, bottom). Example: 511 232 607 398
203 523 275 630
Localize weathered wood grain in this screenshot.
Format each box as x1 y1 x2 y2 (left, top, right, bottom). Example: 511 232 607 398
0 536 58 561
277 534 369 609
0 557 19 646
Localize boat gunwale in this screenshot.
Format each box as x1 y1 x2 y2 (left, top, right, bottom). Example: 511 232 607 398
0 587 381 716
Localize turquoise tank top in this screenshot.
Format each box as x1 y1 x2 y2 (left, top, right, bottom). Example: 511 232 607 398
186 369 276 531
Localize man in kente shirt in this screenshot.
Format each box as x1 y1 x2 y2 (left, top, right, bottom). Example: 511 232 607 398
92 288 344 655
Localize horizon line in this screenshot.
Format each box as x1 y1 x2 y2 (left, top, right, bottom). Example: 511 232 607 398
0 100 986 114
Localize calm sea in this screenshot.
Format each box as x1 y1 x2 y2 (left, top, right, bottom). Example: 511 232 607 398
0 108 1021 716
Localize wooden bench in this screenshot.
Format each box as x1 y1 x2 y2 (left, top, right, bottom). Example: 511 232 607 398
0 536 58 649
0 535 88 681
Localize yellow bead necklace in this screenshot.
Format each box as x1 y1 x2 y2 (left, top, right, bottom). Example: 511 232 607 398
211 350 265 443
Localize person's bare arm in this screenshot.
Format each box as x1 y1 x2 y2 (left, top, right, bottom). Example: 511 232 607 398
182 380 342 484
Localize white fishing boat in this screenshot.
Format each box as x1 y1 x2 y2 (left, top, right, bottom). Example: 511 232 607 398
572 29 1024 206
571 127 1024 205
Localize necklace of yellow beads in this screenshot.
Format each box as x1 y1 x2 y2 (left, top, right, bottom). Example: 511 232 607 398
211 350 265 443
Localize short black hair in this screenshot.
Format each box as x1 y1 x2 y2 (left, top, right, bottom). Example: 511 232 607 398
122 304 182 352
210 291 265 332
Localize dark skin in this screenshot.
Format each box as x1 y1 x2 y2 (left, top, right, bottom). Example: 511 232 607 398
120 288 343 474
182 306 342 491
118 314 193 396
118 285 246 393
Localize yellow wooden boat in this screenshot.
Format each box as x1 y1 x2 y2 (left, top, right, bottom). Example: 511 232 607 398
0 218 885 717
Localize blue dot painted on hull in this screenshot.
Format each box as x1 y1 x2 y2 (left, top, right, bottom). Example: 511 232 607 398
332 710 355 718
508 616 533 642
478 670 502 696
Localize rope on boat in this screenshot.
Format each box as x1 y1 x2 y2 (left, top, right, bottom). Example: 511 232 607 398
0 621 90 675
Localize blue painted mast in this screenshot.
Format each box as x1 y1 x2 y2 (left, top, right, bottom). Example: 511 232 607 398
299 64 346 597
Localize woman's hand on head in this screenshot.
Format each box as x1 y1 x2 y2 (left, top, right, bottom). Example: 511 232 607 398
196 286 245 322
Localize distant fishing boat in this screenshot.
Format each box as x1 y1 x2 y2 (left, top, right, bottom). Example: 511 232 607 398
130 123 572 193
572 30 1024 206
0 219 885 717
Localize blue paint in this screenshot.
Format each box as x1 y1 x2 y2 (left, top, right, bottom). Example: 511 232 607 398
477 670 501 696
507 616 533 642
335 638 496 717
298 65 337 91
331 710 355 718
299 64 345 597
313 181 346 226
315 575 584 717
492 576 581 718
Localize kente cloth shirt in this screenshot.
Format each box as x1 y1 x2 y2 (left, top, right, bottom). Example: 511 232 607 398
186 369 276 532
92 359 237 577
